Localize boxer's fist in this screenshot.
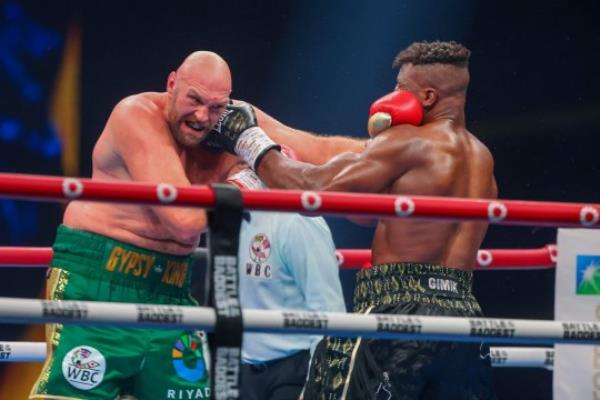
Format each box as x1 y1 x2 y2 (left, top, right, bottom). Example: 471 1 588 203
367 90 423 137
204 102 280 169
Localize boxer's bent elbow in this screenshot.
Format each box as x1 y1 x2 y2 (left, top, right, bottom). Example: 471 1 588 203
160 209 207 244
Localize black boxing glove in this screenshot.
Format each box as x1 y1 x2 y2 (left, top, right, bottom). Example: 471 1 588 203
201 129 226 152
206 102 280 169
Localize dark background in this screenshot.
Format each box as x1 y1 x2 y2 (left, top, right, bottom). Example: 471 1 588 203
2 1 600 398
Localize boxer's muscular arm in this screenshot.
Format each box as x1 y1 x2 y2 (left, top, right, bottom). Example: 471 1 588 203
110 98 207 243
257 128 416 193
253 105 366 165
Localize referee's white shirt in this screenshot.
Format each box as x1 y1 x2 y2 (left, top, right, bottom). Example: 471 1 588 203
238 211 346 364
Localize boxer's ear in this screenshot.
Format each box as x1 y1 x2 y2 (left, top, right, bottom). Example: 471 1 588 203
167 71 177 94
421 88 438 109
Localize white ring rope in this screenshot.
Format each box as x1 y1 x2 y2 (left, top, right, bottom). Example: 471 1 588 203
0 297 598 345
0 342 46 362
490 347 554 370
0 341 554 369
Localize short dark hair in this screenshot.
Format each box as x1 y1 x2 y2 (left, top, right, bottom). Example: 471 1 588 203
393 41 471 68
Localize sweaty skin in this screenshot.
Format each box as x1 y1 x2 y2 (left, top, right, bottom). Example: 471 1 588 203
64 52 236 255
63 51 364 256
253 106 366 164
257 63 498 270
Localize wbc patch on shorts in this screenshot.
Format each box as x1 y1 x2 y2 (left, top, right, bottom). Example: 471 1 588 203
61 345 106 390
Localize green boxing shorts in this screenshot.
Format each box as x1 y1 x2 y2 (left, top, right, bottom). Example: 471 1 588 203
30 225 211 400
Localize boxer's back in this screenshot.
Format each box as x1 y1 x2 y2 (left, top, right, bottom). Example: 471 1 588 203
372 120 497 270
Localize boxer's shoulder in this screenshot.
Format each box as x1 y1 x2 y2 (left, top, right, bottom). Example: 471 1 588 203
113 92 165 118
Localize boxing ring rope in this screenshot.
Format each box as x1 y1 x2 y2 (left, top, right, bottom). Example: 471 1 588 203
0 172 586 375
0 341 555 370
335 244 557 270
0 242 558 370
0 245 557 270
0 172 598 227
0 244 558 369
490 347 554 370
0 297 597 345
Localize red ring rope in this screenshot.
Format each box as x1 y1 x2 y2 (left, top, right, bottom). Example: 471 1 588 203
0 173 597 227
0 245 557 270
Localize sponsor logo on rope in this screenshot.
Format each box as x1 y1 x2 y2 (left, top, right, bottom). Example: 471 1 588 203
469 319 516 338
562 322 600 340
544 350 554 367
477 250 493 267
335 251 344 266
62 178 84 199
157 183 178 203
62 346 105 390
490 348 508 365
246 233 273 279
283 312 329 330
487 201 508 222
300 191 322 211
214 347 240 399
137 305 183 324
575 255 600 295
0 343 12 360
214 255 241 318
375 315 423 333
580 206 600 226
547 245 558 263
394 196 415 217
42 301 88 320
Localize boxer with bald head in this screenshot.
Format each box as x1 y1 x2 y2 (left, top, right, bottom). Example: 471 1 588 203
207 41 498 399
31 51 364 400
30 50 234 400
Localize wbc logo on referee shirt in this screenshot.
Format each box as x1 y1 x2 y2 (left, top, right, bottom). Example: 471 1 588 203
250 233 271 263
575 255 600 295
246 233 272 279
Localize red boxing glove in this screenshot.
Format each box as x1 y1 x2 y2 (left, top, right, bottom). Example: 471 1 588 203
367 90 423 137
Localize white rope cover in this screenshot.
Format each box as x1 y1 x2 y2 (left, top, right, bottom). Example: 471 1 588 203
490 346 554 370
0 341 554 369
0 342 45 362
0 297 599 345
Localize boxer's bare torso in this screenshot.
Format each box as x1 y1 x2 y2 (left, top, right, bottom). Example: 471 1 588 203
256 61 497 270
64 92 238 255
258 119 496 270
368 121 496 269
63 52 365 256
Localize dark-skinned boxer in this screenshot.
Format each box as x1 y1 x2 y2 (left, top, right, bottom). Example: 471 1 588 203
206 41 498 400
